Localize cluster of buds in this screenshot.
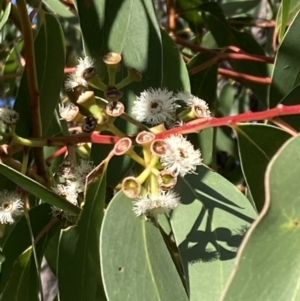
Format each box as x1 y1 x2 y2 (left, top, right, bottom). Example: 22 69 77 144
61 53 142 135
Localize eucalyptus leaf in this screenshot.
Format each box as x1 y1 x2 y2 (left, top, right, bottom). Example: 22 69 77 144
220 134 300 301
0 164 80 215
269 11 300 107
171 165 257 301
57 166 107 301
100 191 189 301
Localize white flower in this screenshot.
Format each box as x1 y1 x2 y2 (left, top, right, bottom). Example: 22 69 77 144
176 91 211 118
74 160 94 177
160 134 202 177
132 88 180 125
58 103 79 121
69 160 94 193
65 57 95 91
0 107 19 125
133 190 180 217
0 190 23 224
51 184 78 220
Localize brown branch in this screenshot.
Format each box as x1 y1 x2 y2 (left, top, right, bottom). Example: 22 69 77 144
166 0 176 36
218 68 271 84
16 0 48 182
228 19 276 28
174 36 274 64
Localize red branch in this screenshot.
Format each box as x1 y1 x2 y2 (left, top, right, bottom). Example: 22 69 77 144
45 146 67 163
156 104 300 139
174 36 274 64
27 104 300 147
218 68 271 84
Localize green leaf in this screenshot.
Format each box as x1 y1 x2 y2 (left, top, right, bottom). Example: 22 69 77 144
57 166 107 301
221 0 261 18
44 221 64 276
275 83 300 130
1 247 32 301
276 0 291 43
100 191 189 301
161 29 190 90
0 164 80 215
269 11 300 107
0 204 51 292
0 2 11 32
43 0 79 27
220 134 300 301
14 12 65 137
171 165 257 301
235 124 291 212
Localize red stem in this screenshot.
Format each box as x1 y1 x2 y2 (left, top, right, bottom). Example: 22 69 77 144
218 68 271 84
156 104 300 139
174 36 274 64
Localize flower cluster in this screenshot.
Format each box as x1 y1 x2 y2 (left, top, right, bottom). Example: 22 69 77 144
127 132 202 218
132 88 210 126
52 160 94 219
0 190 23 224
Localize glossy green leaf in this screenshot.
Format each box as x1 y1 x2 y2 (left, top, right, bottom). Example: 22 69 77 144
161 29 190 90
220 134 300 301
276 0 291 43
171 165 257 301
44 221 64 276
200 2 269 106
43 0 79 26
0 164 80 215
58 166 107 301
275 83 300 130
269 11 300 107
0 2 11 32
221 0 261 18
1 247 32 301
14 12 65 137
0 2 11 30
100 191 189 301
235 124 291 212
0 204 51 292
